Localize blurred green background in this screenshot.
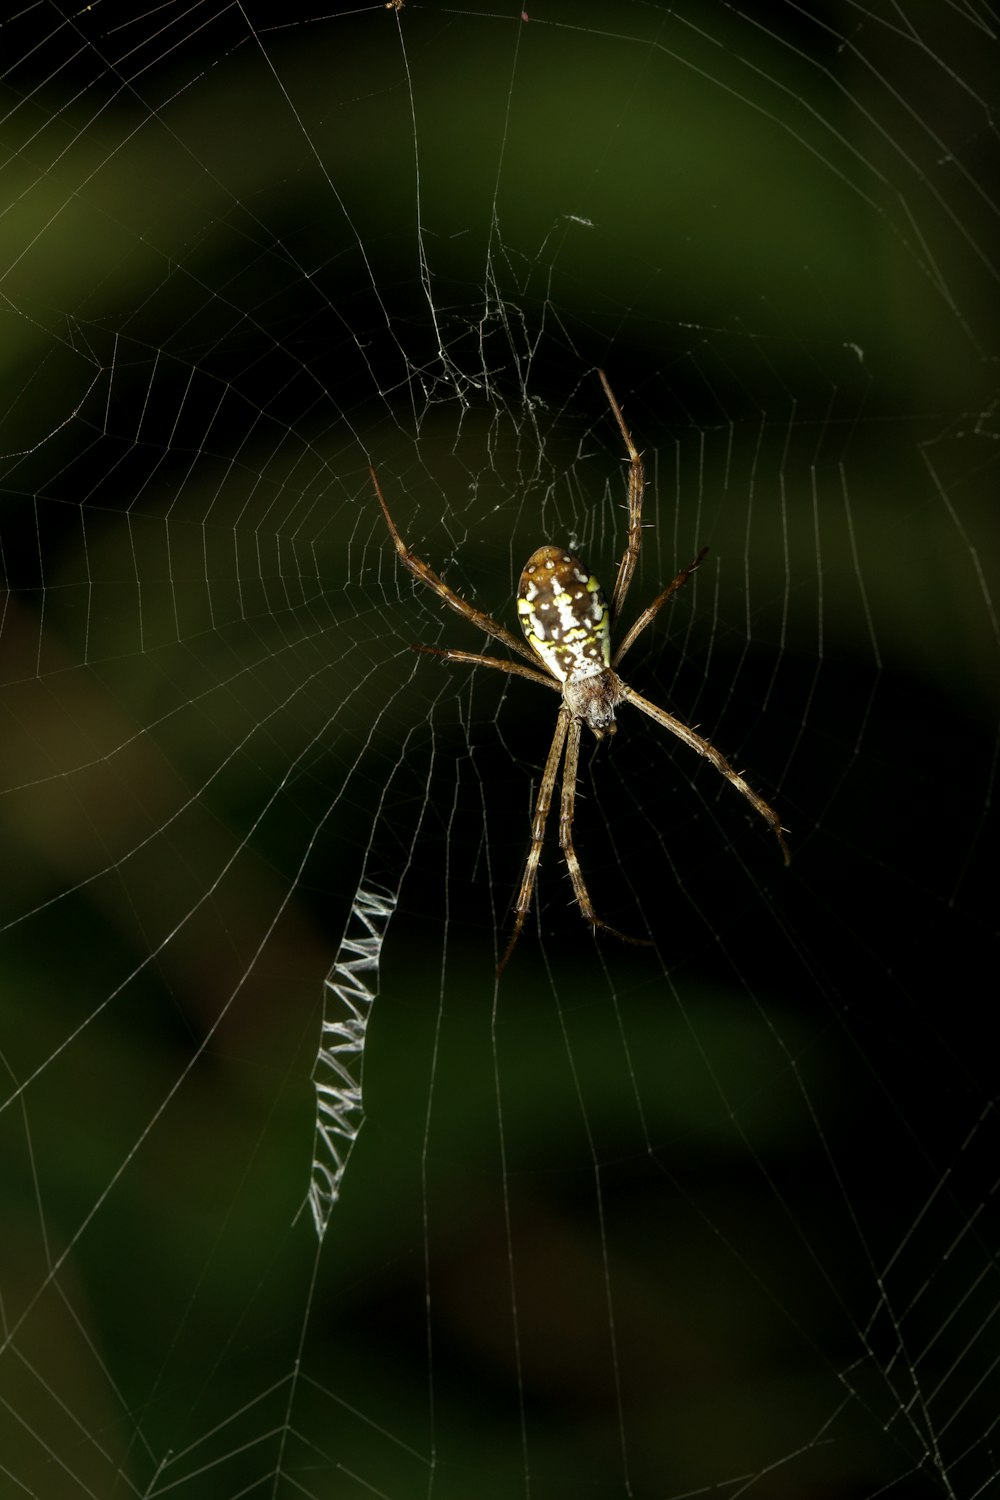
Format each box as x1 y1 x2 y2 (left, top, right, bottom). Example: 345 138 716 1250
1 2 997 1496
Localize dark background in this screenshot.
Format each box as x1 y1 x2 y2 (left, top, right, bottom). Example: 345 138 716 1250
1 3 997 1497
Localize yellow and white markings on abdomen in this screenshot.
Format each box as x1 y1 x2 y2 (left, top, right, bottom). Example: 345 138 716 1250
517 545 611 683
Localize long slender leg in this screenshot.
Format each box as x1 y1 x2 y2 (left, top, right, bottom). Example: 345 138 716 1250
412 644 558 692
498 707 570 976
612 547 709 669
598 371 646 626
621 684 791 863
558 717 653 948
371 467 539 667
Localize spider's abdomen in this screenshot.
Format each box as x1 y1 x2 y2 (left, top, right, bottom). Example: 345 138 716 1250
517 545 611 683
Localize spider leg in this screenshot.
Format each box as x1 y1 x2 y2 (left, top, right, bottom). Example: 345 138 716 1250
498 706 571 977
611 547 709 669
559 716 654 949
371 467 539 667
412 644 558 691
621 684 791 864
598 371 646 626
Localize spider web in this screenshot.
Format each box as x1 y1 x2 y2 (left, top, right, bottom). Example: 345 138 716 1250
1 2 998 1497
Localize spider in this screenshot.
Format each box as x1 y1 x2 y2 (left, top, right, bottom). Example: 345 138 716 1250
372 371 790 975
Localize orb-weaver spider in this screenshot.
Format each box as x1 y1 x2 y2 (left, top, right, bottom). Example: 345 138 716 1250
372 371 789 975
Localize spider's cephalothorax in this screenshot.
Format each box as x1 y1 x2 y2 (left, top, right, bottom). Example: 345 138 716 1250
372 369 789 976
517 546 623 738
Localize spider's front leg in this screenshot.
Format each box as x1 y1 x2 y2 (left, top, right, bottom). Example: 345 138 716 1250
558 717 654 952
620 684 791 864
498 706 654 977
497 708 570 977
